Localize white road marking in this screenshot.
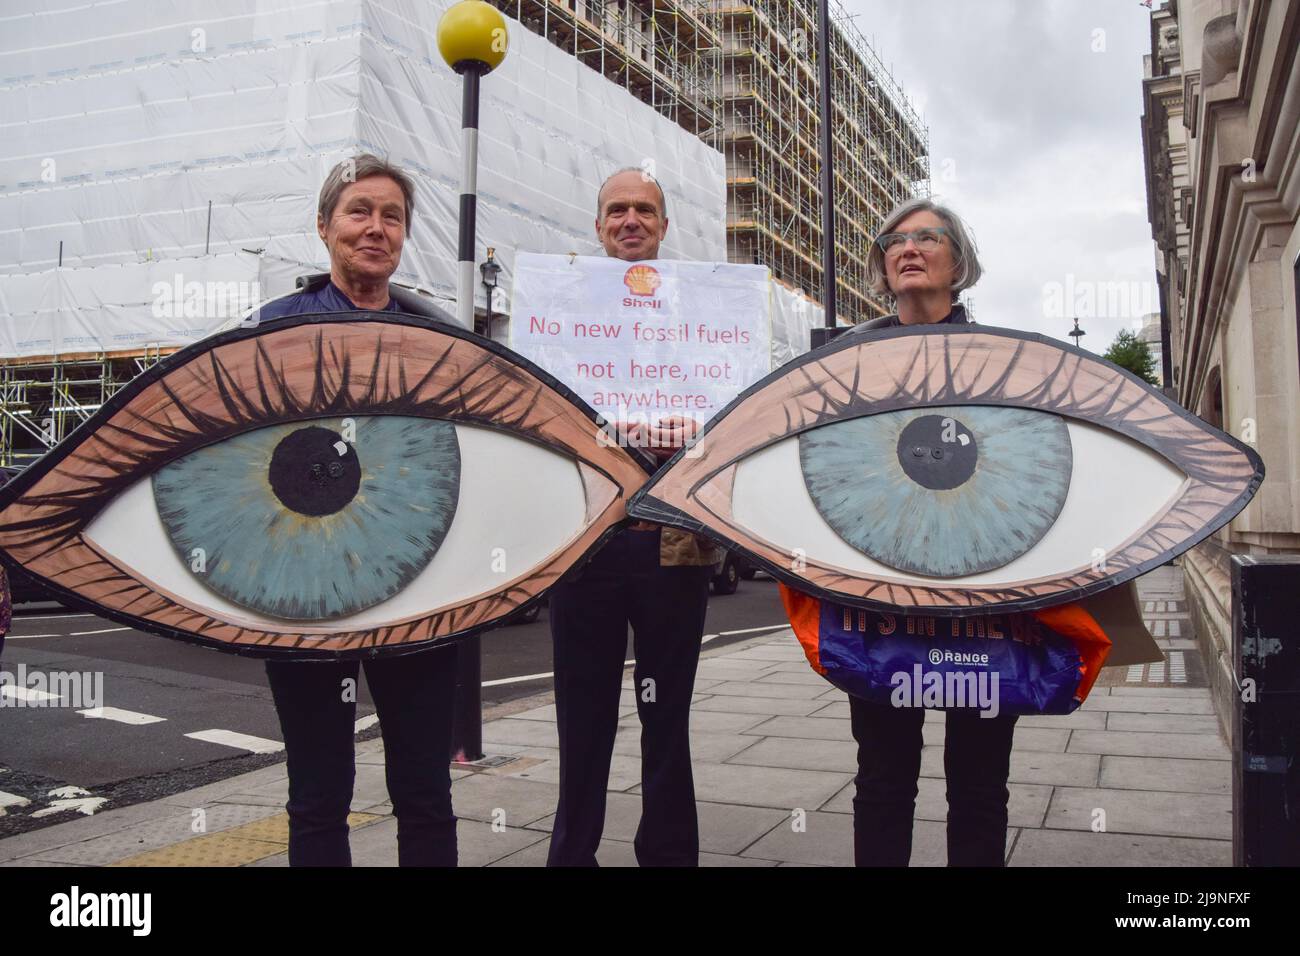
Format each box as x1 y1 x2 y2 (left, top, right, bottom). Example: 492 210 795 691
1126 664 1145 682
480 623 791 688
47 785 92 799
482 670 557 688
77 706 166 725
185 729 283 754
0 791 30 809
1 685 61 703
1169 651 1186 683
6 626 131 640
354 714 379 732
10 613 96 622
712 624 791 638
32 796 108 818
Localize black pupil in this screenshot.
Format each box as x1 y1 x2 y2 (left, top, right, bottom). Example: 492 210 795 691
268 426 361 517
895 414 978 490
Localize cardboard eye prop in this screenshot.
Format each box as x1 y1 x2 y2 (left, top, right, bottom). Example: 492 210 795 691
0 312 653 659
628 325 1263 616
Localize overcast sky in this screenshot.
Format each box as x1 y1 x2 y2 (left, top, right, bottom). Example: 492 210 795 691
844 0 1159 349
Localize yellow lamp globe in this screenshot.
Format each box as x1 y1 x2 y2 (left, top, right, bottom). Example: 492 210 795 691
437 1 509 73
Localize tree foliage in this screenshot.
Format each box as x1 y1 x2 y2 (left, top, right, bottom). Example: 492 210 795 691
1103 329 1160 386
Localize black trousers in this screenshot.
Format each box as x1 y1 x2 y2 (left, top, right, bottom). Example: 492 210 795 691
265 643 459 867
849 694 1017 867
546 528 712 867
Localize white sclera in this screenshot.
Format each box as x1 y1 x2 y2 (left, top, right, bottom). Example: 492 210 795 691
732 417 1187 587
84 424 588 630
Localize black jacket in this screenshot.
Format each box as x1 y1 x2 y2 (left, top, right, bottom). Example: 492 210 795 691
844 302 973 337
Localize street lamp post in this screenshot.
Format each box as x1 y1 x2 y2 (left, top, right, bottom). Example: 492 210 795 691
479 246 501 338
438 1 509 331
1068 316 1086 348
438 1 509 763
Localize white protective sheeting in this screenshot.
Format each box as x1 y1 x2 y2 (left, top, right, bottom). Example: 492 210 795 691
770 282 829 369
0 253 262 357
0 0 726 358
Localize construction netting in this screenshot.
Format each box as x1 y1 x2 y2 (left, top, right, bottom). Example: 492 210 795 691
0 0 728 359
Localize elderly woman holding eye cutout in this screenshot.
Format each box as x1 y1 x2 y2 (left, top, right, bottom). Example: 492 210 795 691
799 198 1022 867
249 154 461 867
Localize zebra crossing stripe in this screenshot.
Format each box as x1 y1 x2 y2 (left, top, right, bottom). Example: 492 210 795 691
78 707 166 725
0 791 30 809
185 730 283 754
1 685 60 703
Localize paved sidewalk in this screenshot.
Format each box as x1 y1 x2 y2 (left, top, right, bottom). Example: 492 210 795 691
0 567 1231 867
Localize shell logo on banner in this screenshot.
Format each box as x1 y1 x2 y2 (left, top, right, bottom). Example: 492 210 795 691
622 264 661 297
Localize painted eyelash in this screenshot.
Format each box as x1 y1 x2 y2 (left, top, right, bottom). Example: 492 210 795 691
694 329 1196 489
3 322 546 551
632 326 1262 615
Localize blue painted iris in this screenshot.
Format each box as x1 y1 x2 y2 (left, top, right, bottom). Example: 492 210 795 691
798 405 1072 577
151 416 460 620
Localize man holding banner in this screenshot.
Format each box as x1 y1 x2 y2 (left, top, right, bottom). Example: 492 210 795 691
543 168 721 867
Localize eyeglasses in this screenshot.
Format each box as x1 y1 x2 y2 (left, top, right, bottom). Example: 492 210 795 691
877 227 948 254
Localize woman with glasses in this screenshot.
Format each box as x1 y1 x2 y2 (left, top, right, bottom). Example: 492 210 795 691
849 198 981 334
803 199 1018 866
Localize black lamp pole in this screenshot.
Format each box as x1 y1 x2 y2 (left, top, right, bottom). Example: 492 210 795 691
816 0 837 330
438 0 509 765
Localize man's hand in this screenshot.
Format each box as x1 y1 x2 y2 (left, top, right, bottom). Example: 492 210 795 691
631 415 700 462
618 416 699 531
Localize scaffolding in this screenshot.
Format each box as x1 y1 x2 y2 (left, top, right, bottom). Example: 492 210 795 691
0 1 927 465
487 0 725 142
492 0 930 324
716 0 929 323
0 350 162 468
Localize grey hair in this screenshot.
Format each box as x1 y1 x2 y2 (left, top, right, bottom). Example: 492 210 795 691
865 198 982 302
596 166 668 221
318 154 416 236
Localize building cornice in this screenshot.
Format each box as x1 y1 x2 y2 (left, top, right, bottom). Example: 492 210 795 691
1181 0 1299 406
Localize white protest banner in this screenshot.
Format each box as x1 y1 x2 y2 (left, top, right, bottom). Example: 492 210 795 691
509 254 771 427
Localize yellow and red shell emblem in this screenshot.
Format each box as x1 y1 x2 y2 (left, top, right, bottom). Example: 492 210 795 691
623 264 661 297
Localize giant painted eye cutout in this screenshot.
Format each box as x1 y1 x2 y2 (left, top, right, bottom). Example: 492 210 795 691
0 312 652 657
628 325 1264 615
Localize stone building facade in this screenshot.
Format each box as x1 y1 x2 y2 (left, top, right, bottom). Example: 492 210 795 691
1140 0 1300 727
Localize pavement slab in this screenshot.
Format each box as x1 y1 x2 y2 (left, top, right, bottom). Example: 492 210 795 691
1007 829 1231 867
0 567 1239 868
1043 787 1232 840
1067 729 1230 760
1098 755 1232 795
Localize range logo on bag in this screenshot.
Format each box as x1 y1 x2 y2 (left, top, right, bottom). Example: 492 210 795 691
622 264 662 307
931 649 990 666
